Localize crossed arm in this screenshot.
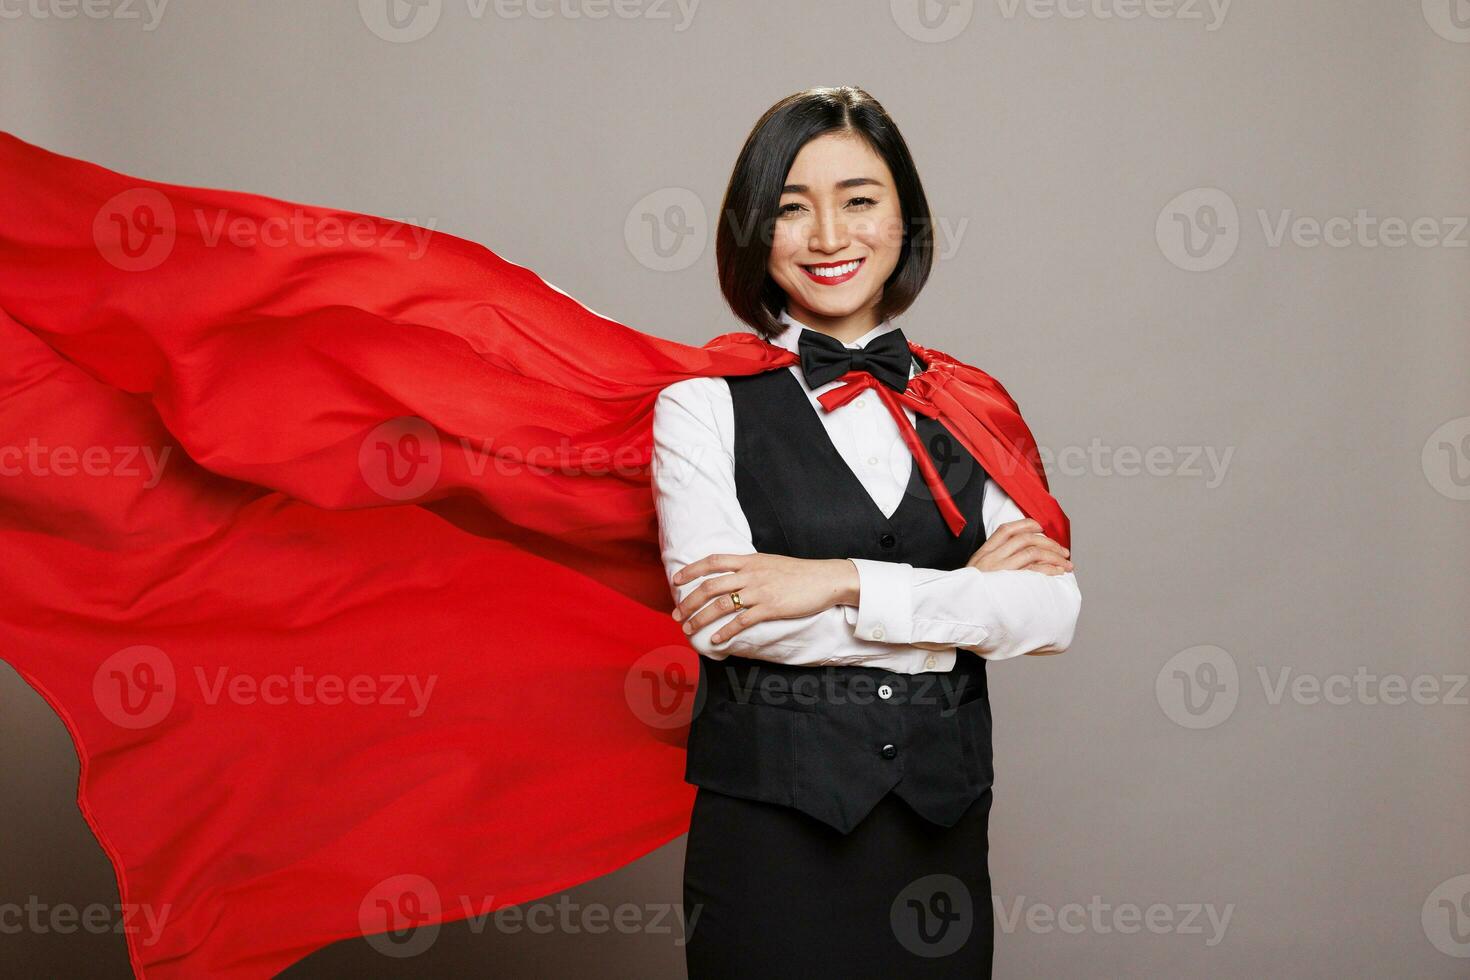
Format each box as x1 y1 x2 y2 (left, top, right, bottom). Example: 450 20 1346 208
651 377 1082 674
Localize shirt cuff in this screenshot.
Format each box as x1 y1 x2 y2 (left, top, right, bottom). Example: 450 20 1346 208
846 558 914 644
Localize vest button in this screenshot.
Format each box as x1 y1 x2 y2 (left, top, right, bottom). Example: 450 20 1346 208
880 743 898 759
878 684 893 700
879 532 896 549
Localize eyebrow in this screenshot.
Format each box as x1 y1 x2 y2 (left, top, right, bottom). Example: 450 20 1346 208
781 177 885 194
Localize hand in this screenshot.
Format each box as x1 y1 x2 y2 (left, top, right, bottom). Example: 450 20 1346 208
670 553 858 645
967 519 1073 576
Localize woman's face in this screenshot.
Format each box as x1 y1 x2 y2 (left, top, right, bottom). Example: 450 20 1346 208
767 131 905 332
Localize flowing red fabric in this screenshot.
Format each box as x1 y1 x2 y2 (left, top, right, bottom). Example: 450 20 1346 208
0 132 1067 978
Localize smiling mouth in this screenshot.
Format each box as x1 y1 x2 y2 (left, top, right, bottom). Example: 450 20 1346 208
800 257 864 285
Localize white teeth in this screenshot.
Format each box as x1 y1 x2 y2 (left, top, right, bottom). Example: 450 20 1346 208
805 259 861 278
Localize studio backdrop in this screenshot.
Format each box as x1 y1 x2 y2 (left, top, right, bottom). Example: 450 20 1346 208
1 1 1467 977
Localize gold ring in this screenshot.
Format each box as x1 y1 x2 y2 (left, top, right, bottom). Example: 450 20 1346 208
729 592 743 609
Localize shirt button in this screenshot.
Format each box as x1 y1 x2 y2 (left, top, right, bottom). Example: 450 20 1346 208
880 743 898 759
871 625 885 641
878 684 893 700
866 456 879 466
879 532 896 549
924 655 937 670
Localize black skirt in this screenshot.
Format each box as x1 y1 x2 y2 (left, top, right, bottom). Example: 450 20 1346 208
682 785 993 978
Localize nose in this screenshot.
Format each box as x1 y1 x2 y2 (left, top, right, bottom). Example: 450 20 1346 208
807 205 850 254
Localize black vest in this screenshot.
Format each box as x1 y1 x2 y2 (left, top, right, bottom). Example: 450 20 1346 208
683 363 996 834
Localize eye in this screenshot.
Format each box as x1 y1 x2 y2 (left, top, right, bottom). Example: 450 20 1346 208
777 197 877 216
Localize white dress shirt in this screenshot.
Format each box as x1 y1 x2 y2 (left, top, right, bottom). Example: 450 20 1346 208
650 307 1081 675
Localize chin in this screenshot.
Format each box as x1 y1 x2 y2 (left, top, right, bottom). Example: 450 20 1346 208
802 291 875 317
776 281 873 317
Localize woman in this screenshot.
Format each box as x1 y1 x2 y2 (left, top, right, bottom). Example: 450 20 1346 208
652 87 1081 977
0 91 1074 978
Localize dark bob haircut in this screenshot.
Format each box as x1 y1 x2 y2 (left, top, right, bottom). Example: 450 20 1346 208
716 86 934 341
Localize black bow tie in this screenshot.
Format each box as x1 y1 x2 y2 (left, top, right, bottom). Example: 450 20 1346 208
796 326 912 393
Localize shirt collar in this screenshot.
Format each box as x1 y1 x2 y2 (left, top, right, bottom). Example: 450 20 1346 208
771 306 901 355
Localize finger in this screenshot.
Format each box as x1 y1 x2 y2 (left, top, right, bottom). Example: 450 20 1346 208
1017 549 1076 570
674 572 747 624
673 564 752 617
990 546 1071 573
1024 537 1072 563
1014 545 1073 571
1021 560 1071 576
970 520 1037 561
1029 534 1071 559
983 530 1046 566
998 519 1042 540
672 553 748 587
968 534 1021 568
686 591 755 637
712 606 772 645
992 531 1071 568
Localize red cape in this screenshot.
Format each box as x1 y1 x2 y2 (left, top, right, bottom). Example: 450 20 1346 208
0 133 1068 978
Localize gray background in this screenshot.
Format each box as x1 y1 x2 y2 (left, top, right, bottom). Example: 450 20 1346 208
2 0 1467 976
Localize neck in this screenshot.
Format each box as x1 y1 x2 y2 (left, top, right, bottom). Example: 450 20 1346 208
784 299 881 346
